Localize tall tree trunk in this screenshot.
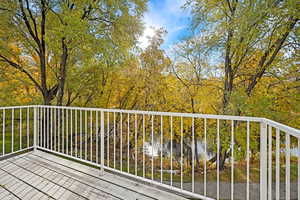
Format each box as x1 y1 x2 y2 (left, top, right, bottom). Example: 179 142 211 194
43 93 52 105
57 37 68 106
219 1 237 170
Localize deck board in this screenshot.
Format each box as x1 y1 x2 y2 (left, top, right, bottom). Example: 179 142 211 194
13 156 117 199
0 183 19 200
26 153 163 200
0 161 56 199
32 150 189 200
0 150 189 200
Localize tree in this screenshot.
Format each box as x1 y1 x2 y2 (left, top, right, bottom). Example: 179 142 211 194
186 0 299 114
185 0 299 169
0 0 146 105
171 37 222 114
138 28 171 111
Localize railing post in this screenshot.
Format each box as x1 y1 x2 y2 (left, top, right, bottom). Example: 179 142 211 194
260 121 268 200
33 107 37 151
100 111 105 175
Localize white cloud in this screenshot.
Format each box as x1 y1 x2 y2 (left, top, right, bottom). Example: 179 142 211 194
138 26 156 49
138 0 190 49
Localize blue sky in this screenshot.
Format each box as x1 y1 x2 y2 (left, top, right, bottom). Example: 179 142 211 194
138 0 192 50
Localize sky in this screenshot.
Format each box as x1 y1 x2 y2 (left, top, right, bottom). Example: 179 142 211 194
138 0 192 50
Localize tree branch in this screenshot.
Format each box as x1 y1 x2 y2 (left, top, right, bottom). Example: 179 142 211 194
246 17 299 96
18 0 41 50
24 0 39 41
0 55 42 92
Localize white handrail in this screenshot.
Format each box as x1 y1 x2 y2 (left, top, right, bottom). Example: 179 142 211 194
263 118 300 138
31 105 263 121
0 105 36 109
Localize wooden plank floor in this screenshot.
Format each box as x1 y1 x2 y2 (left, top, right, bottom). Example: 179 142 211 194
0 151 188 200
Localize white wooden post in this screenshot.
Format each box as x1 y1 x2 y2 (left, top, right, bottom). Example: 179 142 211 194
260 121 268 200
100 111 105 175
33 107 37 151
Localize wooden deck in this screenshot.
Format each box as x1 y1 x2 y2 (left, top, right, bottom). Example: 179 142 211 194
0 151 188 200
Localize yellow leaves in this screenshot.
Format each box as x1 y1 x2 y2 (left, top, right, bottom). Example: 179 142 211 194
0 76 37 106
7 43 21 55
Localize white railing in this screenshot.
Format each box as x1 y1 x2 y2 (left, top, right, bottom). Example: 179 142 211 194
0 106 36 158
0 105 299 200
